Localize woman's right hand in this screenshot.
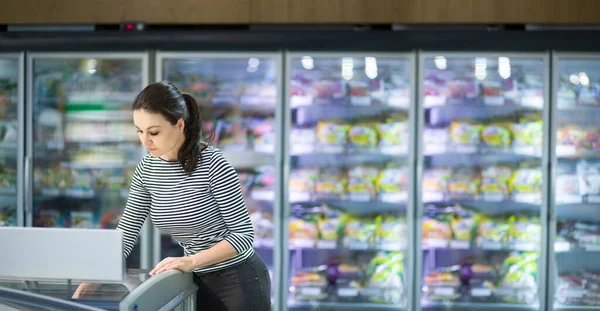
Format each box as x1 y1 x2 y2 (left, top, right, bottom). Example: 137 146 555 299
71 282 101 299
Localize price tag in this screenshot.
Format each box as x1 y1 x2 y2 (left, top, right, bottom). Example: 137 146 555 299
514 242 538 251
494 288 513 296
554 241 570 253
381 241 405 251
562 289 585 298
422 191 444 203
291 144 314 155
471 288 492 297
42 188 60 196
424 144 447 155
425 238 448 248
350 96 372 106
300 287 322 296
380 145 407 155
347 240 370 250
424 95 447 107
557 145 577 157
450 240 470 249
293 238 315 248
433 287 455 297
253 144 274 154
482 193 504 202
379 192 407 203
317 240 337 249
454 144 478 154
387 96 410 108
290 96 313 107
584 244 600 252
484 96 505 106
348 193 371 202
521 96 544 109
481 240 503 250
557 195 582 204
288 191 311 203
338 288 359 297
513 193 540 204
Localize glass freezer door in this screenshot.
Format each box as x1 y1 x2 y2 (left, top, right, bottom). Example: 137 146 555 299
27 53 149 269
285 53 415 311
551 54 600 310
418 53 549 311
156 52 281 306
0 54 23 228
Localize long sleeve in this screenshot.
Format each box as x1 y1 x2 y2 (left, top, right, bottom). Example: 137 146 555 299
116 160 152 258
208 150 255 254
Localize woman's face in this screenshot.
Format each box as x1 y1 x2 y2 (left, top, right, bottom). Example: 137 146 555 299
133 109 184 160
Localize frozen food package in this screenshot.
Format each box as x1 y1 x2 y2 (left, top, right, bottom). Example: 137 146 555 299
348 123 378 149
347 166 379 200
577 160 600 197
447 167 481 198
423 167 453 194
316 119 349 150
289 167 319 194
314 168 347 199
482 123 512 147
449 119 483 146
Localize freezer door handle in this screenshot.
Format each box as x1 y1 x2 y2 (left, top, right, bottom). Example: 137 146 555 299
24 155 32 214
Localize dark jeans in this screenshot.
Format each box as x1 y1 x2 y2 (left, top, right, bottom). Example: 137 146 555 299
193 252 271 311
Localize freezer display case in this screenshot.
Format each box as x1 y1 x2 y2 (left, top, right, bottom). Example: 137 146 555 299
0 269 196 311
0 54 23 227
551 54 600 310
155 52 282 303
417 53 549 310
284 53 415 310
27 53 149 268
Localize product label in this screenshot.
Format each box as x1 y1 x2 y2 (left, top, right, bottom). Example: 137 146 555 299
433 287 455 297
338 288 359 297
350 96 371 106
380 145 407 155
317 240 337 249
300 287 322 296
290 95 314 107
471 288 492 297
380 192 408 203
450 240 470 249
292 238 315 248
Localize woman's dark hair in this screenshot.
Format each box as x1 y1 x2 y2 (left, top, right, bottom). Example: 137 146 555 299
133 81 210 175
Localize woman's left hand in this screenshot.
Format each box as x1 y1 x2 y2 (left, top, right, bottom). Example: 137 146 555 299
150 256 197 276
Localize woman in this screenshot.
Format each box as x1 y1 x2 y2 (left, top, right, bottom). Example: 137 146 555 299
79 81 271 311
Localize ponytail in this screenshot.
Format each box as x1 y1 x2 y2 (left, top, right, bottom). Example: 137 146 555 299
179 93 202 175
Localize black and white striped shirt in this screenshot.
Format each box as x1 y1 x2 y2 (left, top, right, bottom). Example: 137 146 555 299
117 145 255 273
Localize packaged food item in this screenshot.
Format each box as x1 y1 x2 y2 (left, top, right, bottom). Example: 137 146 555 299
290 127 316 154
478 216 511 246
509 216 542 247
578 84 600 106
314 79 345 99
482 124 512 147
70 211 94 228
348 123 378 149
377 116 409 151
289 168 318 195
345 216 377 246
317 207 345 242
376 216 408 247
481 81 505 105
450 206 479 241
423 167 452 194
376 166 409 202
449 119 483 146
214 118 248 151
499 252 539 304
249 210 274 240
365 252 405 304
289 217 319 241
447 80 477 99
290 269 328 301
447 168 481 199
247 118 275 153
510 167 543 194
511 115 543 148
424 127 450 151
481 166 513 199
252 165 276 191
316 120 349 150
576 160 600 197
0 206 16 226
422 217 452 243
347 166 379 201
423 267 460 301
70 169 93 191
557 125 588 149
314 168 346 199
